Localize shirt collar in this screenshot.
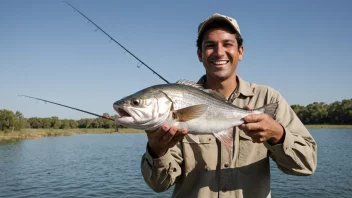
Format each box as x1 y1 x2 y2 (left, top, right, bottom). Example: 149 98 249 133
197 75 254 97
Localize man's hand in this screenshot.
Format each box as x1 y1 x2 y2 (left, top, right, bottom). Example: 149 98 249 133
146 125 188 158
239 106 285 144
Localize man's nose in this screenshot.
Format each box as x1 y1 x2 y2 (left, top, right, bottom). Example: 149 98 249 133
214 45 226 57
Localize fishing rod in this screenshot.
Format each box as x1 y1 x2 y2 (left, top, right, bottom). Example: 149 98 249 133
63 1 170 84
18 95 114 121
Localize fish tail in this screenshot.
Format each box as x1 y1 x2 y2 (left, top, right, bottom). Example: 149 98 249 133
255 102 279 119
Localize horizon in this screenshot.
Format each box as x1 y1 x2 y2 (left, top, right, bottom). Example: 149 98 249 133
1 0 351 119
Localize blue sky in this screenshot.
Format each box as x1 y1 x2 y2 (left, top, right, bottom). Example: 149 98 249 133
1 0 351 119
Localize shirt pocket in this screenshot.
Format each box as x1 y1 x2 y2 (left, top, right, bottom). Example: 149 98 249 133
238 130 268 174
182 134 218 174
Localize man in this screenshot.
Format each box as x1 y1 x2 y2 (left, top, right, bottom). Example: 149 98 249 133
140 13 317 198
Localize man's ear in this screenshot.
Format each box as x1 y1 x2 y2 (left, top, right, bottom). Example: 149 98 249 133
197 49 202 62
238 45 244 61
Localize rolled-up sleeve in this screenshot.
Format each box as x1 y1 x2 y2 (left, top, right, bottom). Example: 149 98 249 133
264 91 317 175
140 143 183 192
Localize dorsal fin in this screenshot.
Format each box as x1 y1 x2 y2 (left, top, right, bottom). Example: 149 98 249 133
175 79 204 89
175 79 227 101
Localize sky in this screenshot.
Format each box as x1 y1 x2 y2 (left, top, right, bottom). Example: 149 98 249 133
1 0 351 120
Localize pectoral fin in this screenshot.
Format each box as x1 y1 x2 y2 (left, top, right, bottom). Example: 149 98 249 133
173 104 208 122
213 128 234 149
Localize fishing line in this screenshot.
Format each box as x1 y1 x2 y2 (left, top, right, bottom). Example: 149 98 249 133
18 2 172 144
62 1 170 84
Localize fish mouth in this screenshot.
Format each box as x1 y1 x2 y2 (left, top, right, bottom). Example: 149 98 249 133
113 105 131 117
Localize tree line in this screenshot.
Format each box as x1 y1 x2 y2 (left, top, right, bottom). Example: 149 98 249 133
1 98 351 132
0 110 121 132
291 99 352 124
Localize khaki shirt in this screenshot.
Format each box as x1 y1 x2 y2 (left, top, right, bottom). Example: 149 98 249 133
140 75 317 198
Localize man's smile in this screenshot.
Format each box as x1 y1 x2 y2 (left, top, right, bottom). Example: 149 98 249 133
210 60 229 67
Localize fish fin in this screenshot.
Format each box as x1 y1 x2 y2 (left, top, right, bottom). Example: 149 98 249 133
175 79 203 89
185 134 200 143
213 128 234 149
175 80 227 101
173 104 208 122
254 102 279 119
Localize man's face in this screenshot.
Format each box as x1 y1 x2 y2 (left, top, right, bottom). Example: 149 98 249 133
197 27 244 81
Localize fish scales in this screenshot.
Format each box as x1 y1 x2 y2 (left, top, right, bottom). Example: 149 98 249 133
113 81 278 147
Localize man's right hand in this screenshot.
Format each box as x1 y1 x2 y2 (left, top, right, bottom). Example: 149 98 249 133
146 125 188 158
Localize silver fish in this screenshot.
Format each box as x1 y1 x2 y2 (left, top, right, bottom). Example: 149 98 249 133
113 80 278 147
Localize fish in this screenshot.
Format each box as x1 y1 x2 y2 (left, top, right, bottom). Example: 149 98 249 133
113 80 278 147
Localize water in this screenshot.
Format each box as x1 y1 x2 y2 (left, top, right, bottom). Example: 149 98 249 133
0 129 351 198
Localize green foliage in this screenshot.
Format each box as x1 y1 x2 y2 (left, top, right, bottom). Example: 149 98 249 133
60 119 71 129
0 109 27 131
291 98 352 124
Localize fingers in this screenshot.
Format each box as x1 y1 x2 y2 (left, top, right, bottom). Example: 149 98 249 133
146 125 170 141
147 125 188 154
242 114 265 123
243 105 252 110
239 122 262 132
161 126 178 142
241 128 267 143
169 128 188 147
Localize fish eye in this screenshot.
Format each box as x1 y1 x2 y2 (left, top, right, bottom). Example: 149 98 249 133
131 98 141 106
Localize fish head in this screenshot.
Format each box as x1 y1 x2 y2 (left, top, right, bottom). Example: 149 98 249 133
113 88 173 130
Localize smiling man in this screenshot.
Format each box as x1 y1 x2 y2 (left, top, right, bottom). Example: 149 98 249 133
140 13 317 198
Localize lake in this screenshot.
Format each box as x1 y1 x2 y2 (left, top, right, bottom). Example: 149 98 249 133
0 129 351 198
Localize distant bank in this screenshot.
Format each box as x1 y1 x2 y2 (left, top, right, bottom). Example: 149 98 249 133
1 125 351 144
305 125 352 129
0 128 144 144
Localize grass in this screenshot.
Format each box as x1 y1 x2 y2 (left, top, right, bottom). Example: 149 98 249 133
305 125 352 129
0 128 144 144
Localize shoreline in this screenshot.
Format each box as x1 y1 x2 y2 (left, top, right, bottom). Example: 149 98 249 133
0 128 144 144
304 125 352 129
1 125 351 144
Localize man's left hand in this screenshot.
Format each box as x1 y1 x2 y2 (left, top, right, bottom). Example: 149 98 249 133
239 106 285 145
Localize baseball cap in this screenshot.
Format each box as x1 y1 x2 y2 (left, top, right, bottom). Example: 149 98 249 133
197 13 241 36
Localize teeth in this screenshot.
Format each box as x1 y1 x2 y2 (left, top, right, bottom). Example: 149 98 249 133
212 60 228 65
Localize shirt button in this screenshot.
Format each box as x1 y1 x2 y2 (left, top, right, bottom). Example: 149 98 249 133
224 164 229 168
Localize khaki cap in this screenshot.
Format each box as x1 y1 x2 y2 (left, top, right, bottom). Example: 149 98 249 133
197 13 241 36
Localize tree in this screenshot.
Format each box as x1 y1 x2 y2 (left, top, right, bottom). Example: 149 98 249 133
27 117 43 129
291 105 310 124
60 119 71 129
306 102 328 124
51 117 62 129
42 118 52 128
340 99 352 124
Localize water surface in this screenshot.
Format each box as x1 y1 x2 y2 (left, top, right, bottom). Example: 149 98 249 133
0 129 351 197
